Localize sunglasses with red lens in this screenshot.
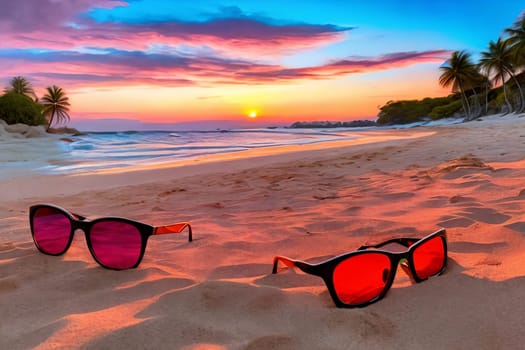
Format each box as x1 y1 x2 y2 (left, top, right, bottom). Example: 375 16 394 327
272 228 447 308
29 204 192 270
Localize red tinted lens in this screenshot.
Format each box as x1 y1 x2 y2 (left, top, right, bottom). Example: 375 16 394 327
32 207 71 254
333 253 391 305
90 221 143 269
412 236 445 279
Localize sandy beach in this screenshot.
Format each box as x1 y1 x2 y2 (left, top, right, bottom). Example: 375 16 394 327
3 114 525 349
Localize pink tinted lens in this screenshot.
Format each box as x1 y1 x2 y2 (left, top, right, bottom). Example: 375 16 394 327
333 253 391 305
90 221 143 269
32 207 71 254
412 236 445 279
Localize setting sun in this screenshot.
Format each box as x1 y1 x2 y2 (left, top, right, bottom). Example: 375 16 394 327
248 111 257 118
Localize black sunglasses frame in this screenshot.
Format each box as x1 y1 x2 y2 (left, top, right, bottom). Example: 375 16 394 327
29 204 192 270
272 228 447 308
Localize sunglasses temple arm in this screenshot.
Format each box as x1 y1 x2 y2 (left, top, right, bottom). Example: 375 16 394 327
272 256 316 275
154 223 193 242
71 212 87 221
358 237 419 250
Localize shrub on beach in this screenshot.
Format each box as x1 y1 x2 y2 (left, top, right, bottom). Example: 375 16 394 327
428 100 463 120
488 91 517 114
377 96 456 125
0 92 46 126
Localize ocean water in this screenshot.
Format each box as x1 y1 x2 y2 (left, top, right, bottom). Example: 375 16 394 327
31 127 369 174
1 117 465 179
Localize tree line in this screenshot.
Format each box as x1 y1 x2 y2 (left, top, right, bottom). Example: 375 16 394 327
378 14 525 125
0 76 70 131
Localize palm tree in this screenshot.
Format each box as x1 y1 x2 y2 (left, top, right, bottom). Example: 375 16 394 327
479 38 524 113
40 85 71 131
439 51 480 120
4 76 37 100
505 13 525 67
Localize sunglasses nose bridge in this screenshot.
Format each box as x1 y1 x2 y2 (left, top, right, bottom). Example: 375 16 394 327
71 220 90 236
393 252 417 282
388 253 409 280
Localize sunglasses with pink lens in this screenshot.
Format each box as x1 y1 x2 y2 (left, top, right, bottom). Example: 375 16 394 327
29 204 192 270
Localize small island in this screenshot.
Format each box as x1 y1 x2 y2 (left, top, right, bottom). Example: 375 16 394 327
289 120 377 128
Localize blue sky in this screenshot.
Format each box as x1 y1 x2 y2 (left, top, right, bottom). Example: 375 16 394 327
87 0 523 52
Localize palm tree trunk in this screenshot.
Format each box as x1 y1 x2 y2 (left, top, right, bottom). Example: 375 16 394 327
502 79 512 114
46 111 55 131
472 91 481 118
485 84 489 115
459 81 472 120
459 93 468 119
507 70 525 112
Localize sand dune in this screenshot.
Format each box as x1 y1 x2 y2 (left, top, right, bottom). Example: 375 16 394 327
2 114 525 349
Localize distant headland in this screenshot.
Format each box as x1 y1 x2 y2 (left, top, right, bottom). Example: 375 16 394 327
289 120 377 128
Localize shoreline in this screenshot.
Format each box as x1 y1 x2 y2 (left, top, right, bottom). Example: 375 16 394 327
1 127 435 201
2 112 524 203
0 113 512 184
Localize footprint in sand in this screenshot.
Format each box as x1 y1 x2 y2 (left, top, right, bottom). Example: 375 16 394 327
207 202 224 209
476 258 502 266
420 196 448 208
438 216 475 228
459 207 510 224
505 221 525 234
158 188 186 197
245 335 298 350
449 195 478 204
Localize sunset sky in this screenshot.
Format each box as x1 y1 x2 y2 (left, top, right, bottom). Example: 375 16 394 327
1 1 523 128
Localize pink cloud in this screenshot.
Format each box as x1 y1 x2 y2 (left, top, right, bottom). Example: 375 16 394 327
0 49 450 89
0 8 351 57
279 50 452 79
